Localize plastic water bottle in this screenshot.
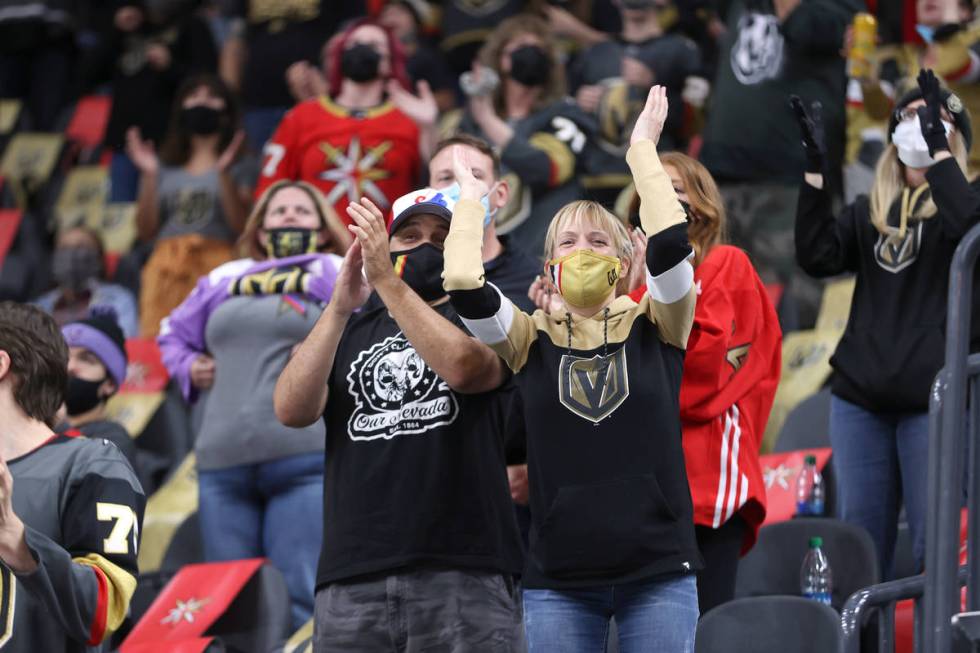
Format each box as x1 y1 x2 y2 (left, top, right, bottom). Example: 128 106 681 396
800 536 833 605
795 455 825 516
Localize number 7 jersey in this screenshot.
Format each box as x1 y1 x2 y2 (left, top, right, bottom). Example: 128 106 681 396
3 432 145 651
254 96 421 224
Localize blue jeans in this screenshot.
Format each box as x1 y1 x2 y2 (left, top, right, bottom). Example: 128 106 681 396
198 451 324 629
109 151 140 202
243 106 288 152
830 396 929 581
523 574 699 653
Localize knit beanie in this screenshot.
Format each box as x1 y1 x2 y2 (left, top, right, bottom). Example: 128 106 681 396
61 306 128 387
888 86 972 151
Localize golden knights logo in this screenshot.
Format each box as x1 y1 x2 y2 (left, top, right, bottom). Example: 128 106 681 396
874 222 923 273
228 266 310 296
596 78 644 154
558 348 630 424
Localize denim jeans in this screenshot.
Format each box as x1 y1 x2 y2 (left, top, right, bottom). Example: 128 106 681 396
109 151 140 202
830 396 929 581
243 106 288 152
198 451 324 629
523 573 699 653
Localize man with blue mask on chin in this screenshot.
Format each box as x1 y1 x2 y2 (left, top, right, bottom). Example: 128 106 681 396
430 135 541 314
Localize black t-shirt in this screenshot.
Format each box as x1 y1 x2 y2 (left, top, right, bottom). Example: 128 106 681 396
317 301 525 587
486 235 541 314
235 0 365 109
406 42 456 93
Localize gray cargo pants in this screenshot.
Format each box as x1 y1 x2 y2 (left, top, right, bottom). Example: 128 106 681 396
313 567 526 652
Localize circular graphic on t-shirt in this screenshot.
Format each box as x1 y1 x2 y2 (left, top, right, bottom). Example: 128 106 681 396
346 334 460 440
730 12 785 85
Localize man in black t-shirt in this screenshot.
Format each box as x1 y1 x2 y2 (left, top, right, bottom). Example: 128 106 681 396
274 187 524 652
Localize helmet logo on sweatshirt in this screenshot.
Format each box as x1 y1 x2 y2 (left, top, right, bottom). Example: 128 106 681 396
730 12 784 85
558 347 630 424
346 334 459 441
874 221 923 273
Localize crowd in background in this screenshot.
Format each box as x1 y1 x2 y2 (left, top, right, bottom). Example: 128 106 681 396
1 0 980 650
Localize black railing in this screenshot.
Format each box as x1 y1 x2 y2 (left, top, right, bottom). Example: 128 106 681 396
923 223 980 652
840 566 969 653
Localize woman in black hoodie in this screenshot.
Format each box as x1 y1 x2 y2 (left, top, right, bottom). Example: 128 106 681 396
793 69 979 581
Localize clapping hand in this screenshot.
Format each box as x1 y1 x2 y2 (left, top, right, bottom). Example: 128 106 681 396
387 79 438 128
916 68 950 156
346 197 395 288
125 127 159 175
789 95 825 173
629 85 669 147
328 239 372 316
451 145 490 202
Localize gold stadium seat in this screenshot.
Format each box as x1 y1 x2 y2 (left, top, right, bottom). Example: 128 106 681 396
761 277 855 452
54 165 107 232
0 132 64 207
138 454 199 574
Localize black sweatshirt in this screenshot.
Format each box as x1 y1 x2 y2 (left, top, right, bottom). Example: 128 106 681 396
796 157 980 413
443 141 703 589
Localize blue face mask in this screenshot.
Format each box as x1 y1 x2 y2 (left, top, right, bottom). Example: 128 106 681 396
442 182 496 227
916 24 936 44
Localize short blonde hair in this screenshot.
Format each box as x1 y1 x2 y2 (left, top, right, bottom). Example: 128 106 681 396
544 200 634 263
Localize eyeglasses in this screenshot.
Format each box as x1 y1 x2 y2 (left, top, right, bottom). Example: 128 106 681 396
894 105 954 124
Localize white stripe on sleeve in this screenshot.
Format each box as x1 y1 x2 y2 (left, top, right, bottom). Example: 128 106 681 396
458 283 514 346
645 255 694 304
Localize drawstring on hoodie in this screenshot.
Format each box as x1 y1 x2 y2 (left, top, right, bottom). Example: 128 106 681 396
563 307 611 356
602 307 610 357
892 184 930 244
564 313 573 355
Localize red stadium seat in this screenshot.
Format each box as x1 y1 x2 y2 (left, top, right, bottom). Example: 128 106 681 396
65 96 112 151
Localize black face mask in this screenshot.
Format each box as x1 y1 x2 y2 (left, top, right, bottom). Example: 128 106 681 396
390 243 446 302
179 105 222 135
53 247 102 292
341 43 382 83
265 228 318 259
679 200 692 222
65 376 106 416
508 45 550 87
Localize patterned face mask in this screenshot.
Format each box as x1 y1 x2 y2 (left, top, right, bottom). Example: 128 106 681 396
264 228 318 259
546 249 621 309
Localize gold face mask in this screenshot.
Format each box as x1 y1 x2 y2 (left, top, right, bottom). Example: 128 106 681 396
546 249 622 308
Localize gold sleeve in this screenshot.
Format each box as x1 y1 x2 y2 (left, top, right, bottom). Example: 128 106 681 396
442 198 487 291
625 139 688 236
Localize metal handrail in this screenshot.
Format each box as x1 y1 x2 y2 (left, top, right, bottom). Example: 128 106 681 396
841 567 969 653
923 221 980 652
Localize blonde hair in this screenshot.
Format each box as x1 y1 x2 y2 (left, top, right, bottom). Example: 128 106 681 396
478 13 567 115
544 200 634 263
870 132 970 238
238 181 351 260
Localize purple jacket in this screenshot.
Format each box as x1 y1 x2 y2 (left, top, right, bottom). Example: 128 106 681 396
158 253 341 403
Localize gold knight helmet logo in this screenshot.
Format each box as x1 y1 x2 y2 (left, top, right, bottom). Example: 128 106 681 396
558 348 630 424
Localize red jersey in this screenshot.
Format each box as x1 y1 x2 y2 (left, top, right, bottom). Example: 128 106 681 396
630 245 781 552
255 96 421 224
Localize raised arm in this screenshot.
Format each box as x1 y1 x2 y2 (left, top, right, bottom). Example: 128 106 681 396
345 197 508 394
126 128 161 243
442 147 538 373
626 86 696 350
790 94 860 276
274 244 368 427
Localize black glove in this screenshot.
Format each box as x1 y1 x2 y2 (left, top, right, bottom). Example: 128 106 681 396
916 68 949 156
790 95 826 174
